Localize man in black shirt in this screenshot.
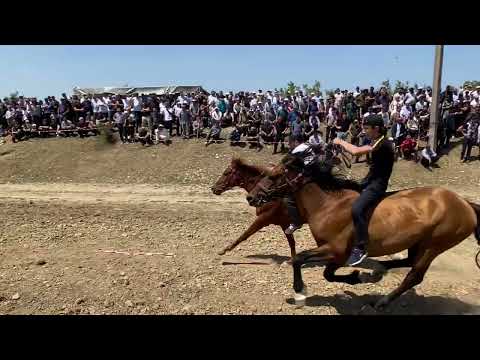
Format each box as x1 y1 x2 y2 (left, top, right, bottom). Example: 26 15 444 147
333 114 394 265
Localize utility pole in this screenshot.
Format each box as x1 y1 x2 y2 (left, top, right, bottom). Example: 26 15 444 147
428 45 444 152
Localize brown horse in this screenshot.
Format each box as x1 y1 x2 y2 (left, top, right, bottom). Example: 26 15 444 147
246 156 480 309
211 157 300 260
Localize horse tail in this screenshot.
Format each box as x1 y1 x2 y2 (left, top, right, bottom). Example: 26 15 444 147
468 201 480 245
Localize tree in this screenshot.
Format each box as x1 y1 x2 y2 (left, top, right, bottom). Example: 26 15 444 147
463 80 480 90
311 80 321 95
286 81 296 95
393 80 410 93
279 88 285 96
381 80 392 94
9 91 19 101
325 89 335 98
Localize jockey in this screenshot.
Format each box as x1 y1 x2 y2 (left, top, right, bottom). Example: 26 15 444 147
333 114 394 266
283 134 325 235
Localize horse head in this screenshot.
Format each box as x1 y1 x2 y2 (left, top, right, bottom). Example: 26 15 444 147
246 162 294 207
212 157 262 195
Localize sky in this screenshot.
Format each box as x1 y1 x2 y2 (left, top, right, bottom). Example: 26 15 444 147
0 45 479 98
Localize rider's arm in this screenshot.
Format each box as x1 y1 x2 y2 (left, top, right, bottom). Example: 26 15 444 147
333 138 372 156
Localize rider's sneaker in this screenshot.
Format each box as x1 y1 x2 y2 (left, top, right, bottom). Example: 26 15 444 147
285 224 302 235
346 247 368 266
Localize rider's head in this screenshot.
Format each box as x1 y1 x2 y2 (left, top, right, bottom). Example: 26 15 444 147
364 114 385 140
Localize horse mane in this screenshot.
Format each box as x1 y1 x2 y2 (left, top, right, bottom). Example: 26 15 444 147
231 157 272 177
281 154 362 193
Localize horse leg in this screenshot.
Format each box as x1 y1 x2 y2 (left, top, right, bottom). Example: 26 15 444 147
281 226 296 263
292 244 339 304
376 244 419 270
374 248 438 310
323 263 362 285
218 214 269 255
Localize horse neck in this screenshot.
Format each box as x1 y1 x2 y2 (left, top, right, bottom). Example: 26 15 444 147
236 165 265 192
295 183 335 217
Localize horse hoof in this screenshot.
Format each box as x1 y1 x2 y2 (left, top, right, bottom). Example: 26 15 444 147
293 287 308 306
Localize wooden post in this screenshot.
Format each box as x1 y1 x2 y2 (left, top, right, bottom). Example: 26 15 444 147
428 45 444 152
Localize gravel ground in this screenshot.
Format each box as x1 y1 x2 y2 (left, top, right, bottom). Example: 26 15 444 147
0 134 479 315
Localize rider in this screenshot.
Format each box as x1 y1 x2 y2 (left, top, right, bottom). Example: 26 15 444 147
333 114 394 265
284 134 325 235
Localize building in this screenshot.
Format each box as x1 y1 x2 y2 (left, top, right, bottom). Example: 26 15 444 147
72 85 208 97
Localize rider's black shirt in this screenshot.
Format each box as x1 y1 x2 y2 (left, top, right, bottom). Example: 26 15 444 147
363 137 394 190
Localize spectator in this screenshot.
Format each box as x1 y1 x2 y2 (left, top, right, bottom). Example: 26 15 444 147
399 134 418 161
125 113 136 143
273 105 288 154
155 123 170 145
162 104 174 138
179 104 192 139
335 112 351 141
326 106 338 142
459 112 479 163
415 95 427 113
77 117 89 138
420 145 438 170
205 108 222 146
259 118 276 150
308 128 325 148
113 108 126 143
137 121 153 146
132 93 142 132
141 99 152 136
174 102 183 136
375 87 390 114
391 116 407 149
229 124 242 146
60 117 75 137
404 88 416 112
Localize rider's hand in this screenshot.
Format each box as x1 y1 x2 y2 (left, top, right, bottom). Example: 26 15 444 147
333 137 341 145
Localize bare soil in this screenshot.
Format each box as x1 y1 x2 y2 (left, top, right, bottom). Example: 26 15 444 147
0 135 479 315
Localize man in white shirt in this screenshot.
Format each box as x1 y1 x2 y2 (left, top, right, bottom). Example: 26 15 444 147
334 89 343 110
415 95 427 112
162 105 173 137
353 86 361 98
389 94 403 114
131 94 142 132
208 93 217 109
404 88 416 110
5 106 15 128
471 95 479 108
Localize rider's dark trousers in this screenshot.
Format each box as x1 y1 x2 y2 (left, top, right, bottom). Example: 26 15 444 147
351 181 386 251
285 194 302 226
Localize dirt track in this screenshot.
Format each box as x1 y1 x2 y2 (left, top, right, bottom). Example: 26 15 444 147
0 137 479 315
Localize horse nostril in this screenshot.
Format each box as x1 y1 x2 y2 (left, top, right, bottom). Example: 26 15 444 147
246 195 253 202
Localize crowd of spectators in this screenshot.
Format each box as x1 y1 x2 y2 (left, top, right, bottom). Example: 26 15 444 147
1 84 479 163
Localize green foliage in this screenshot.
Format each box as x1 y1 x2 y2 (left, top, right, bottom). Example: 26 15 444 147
284 80 323 97
325 89 335 98
463 80 480 90
286 81 296 95
381 80 392 94
393 80 411 93
9 91 19 101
